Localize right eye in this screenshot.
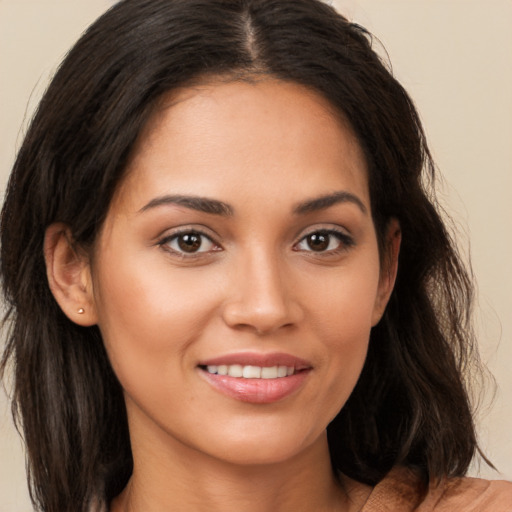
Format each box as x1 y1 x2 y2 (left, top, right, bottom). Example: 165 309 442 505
160 231 219 255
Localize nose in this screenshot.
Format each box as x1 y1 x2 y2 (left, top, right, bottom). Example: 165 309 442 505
221 249 303 335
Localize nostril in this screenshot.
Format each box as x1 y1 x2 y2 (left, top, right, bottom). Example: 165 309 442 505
221 263 304 333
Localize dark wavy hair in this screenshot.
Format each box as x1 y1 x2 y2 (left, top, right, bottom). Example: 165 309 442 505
1 0 485 510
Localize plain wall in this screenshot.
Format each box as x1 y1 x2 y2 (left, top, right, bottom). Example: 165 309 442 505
1 1 511 510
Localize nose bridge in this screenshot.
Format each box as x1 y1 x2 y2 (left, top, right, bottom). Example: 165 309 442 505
222 243 299 334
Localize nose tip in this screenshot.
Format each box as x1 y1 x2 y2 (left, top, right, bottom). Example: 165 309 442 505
222 300 295 335
221 260 302 335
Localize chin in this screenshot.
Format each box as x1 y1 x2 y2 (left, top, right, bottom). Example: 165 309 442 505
197 423 326 467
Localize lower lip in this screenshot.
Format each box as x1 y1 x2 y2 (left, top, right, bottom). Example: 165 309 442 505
199 369 310 404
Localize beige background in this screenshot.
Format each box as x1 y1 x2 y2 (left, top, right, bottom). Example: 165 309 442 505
1 0 511 510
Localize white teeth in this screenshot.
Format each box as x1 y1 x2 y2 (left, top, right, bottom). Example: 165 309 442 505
228 364 243 377
205 364 296 379
242 365 261 378
277 365 288 378
261 366 278 379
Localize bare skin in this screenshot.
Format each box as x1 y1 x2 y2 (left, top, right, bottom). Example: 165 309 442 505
112 432 371 512
45 79 399 512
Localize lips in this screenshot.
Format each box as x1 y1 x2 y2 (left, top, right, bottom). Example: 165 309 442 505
198 352 312 404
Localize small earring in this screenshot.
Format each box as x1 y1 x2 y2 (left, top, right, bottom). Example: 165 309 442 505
77 308 85 314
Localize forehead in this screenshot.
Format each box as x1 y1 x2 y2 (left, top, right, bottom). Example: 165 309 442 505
113 78 370 214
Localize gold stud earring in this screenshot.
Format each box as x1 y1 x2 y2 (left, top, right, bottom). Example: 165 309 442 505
77 308 85 314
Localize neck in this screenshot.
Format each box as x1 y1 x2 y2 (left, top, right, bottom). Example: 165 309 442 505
111 430 365 512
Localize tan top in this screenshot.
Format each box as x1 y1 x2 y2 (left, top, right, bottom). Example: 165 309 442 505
355 466 512 511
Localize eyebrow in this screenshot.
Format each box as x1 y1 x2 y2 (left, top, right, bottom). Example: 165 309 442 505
139 191 366 217
139 194 234 216
293 191 368 215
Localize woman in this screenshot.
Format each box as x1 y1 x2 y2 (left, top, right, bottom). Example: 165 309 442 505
1 0 511 510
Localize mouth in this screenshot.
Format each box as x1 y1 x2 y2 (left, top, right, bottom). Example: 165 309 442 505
197 353 312 403
200 364 297 379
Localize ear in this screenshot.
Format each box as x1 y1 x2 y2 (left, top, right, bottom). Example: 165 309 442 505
371 218 401 326
44 223 98 326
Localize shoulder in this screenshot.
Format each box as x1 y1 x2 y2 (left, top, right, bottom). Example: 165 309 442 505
420 473 512 512
356 466 512 512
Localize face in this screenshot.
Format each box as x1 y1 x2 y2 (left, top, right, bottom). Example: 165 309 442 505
88 79 396 467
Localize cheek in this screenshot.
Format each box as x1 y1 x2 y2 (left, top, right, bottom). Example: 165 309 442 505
319 294 373 383
91 252 220 387
304 257 380 411
308 255 381 339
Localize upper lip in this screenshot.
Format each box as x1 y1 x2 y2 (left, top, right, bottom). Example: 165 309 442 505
198 352 312 370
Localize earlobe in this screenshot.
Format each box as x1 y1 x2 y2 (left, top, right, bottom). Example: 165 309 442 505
44 223 98 326
371 218 401 326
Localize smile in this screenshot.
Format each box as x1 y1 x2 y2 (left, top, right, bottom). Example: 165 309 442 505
205 364 295 379
198 352 312 403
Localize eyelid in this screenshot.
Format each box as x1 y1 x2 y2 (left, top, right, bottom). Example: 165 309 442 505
157 226 223 256
295 223 353 241
293 226 355 253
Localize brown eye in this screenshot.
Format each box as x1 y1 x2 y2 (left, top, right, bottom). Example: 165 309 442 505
295 229 354 253
306 233 330 251
177 233 202 252
163 231 217 254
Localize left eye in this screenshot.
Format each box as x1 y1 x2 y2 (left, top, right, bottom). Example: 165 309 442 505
295 230 349 252
163 231 217 254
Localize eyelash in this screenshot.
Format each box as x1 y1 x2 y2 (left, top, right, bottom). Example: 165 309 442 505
157 227 354 258
158 228 221 258
294 229 355 255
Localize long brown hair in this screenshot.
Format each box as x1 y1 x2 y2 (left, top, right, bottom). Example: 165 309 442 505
1 0 484 510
